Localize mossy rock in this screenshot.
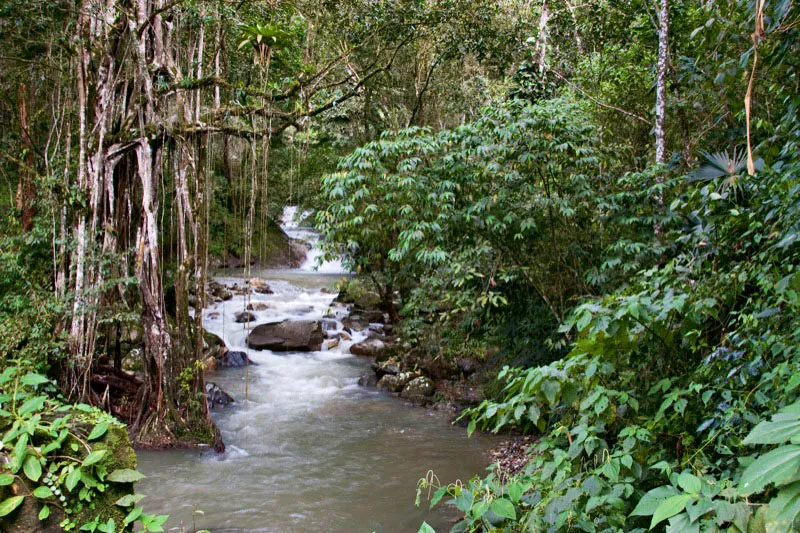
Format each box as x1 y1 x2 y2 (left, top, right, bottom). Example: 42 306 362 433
67 423 138 530
0 422 139 532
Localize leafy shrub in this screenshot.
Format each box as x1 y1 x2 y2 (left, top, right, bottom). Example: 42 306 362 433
428 156 800 531
0 364 167 532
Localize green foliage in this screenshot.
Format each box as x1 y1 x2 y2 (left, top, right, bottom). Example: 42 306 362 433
440 149 800 531
0 224 68 372
319 96 607 353
0 365 167 531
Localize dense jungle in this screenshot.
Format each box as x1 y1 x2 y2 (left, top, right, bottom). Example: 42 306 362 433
0 0 799 530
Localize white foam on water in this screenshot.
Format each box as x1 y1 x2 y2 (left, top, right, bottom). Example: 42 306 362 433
280 205 346 274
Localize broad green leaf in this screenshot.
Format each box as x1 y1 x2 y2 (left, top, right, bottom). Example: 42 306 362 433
32 486 53 498
677 472 702 494
430 486 448 509
123 506 142 526
87 422 109 441
490 498 517 521
115 493 145 507
507 482 528 503
631 486 680 516
97 517 115 533
418 522 436 533
66 467 82 491
20 373 50 387
18 396 46 416
107 469 146 483
739 445 800 496
744 418 800 445
541 380 560 406
0 495 24 517
0 474 14 486
650 494 694 529
82 449 107 467
23 455 41 482
767 481 800 533
666 512 699 533
11 433 28 473
143 514 168 531
39 505 50 520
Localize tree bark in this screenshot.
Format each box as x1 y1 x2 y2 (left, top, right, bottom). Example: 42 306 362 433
15 83 36 232
655 0 669 165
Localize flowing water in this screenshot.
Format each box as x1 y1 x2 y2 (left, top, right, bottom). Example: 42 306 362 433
137 208 495 532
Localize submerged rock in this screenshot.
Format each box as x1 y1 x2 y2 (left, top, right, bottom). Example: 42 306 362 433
358 374 378 387
206 382 234 409
235 311 257 324
220 351 256 368
247 302 271 311
208 280 233 301
247 320 324 352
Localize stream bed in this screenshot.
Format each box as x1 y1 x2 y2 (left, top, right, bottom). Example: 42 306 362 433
136 211 495 532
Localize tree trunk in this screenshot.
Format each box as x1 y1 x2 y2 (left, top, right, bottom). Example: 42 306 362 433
15 83 36 232
654 0 669 165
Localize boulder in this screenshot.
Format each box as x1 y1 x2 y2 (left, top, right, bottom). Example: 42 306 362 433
321 318 339 332
208 281 233 301
350 337 387 357
247 302 271 311
355 291 381 310
247 320 324 352
325 338 340 350
203 356 217 372
422 355 459 380
206 382 234 409
220 351 256 368
249 278 273 294
376 371 416 393
401 376 436 402
235 311 257 324
371 359 400 378
458 358 480 376
363 310 387 324
342 315 368 332
358 374 378 387
0 423 137 532
203 330 227 360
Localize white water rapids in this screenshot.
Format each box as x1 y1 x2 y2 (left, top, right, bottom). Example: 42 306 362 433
136 207 494 532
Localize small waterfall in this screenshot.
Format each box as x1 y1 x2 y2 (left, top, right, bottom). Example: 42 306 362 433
280 206 346 274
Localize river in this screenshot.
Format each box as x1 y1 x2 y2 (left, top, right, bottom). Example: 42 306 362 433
136 208 494 532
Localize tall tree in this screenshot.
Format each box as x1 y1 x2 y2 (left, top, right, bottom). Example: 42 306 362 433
654 0 669 165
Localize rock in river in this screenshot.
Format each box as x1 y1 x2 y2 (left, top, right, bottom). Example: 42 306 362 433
350 337 388 357
358 373 378 387
247 320 324 352
206 382 234 409
376 371 416 393
401 376 435 402
220 351 256 368
235 311 257 323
